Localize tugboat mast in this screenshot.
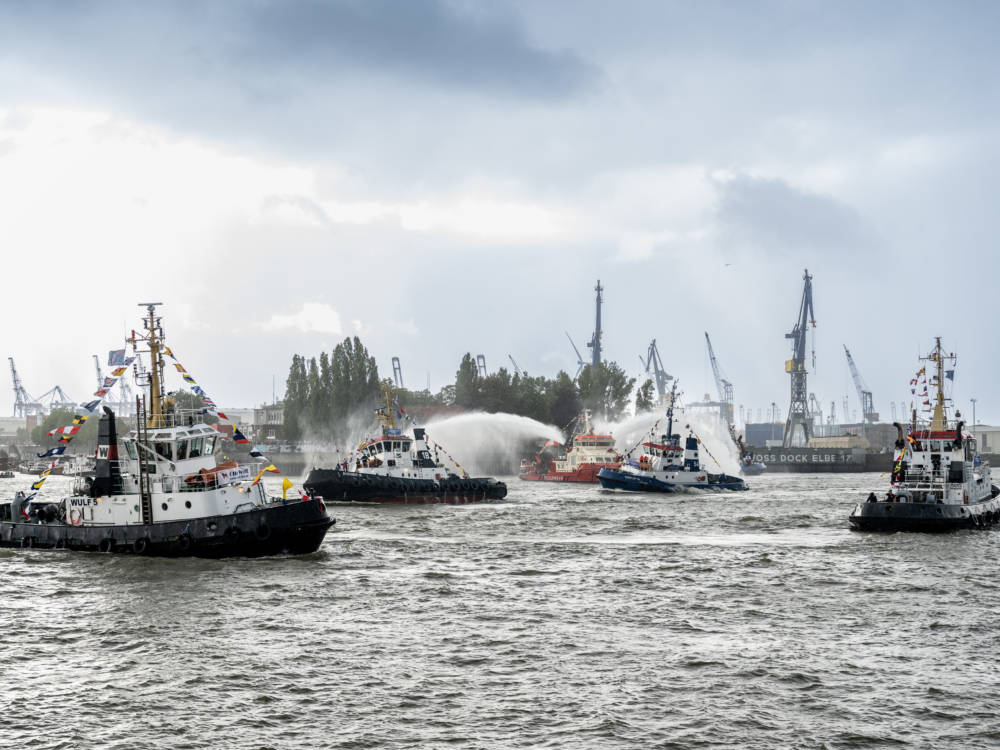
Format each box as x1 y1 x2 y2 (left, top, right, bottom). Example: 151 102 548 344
128 302 166 428
925 336 954 432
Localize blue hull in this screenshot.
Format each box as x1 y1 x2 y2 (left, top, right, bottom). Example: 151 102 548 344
597 468 748 493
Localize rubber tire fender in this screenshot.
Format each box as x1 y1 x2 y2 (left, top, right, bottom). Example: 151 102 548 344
255 524 272 541
132 537 149 555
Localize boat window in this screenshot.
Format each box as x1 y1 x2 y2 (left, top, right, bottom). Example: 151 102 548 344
123 440 138 460
189 437 203 459
204 436 216 456
402 441 411 452
154 441 172 460
392 441 401 452
176 440 188 460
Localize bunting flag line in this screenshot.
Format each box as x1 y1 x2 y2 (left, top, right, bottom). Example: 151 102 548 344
37 446 67 459
232 426 250 444
48 424 82 438
108 349 127 366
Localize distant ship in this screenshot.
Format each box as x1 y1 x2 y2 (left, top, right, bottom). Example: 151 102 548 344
849 338 1000 531
518 410 619 483
0 304 335 556
303 385 507 504
597 384 748 494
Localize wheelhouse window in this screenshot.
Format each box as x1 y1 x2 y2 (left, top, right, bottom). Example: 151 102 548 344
204 436 216 456
402 441 411 452
153 441 172 460
189 437 203 459
176 440 188 460
123 440 138 460
392 441 401 452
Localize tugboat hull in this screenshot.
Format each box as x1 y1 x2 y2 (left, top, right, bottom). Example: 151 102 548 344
0 499 334 557
304 469 507 504
518 464 609 483
597 468 747 493
849 493 1000 533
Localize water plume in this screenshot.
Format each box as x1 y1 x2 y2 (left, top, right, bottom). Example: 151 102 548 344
421 412 564 475
596 407 742 475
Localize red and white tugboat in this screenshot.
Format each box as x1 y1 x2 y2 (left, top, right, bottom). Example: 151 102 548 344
849 338 1000 531
518 410 619 483
303 385 507 504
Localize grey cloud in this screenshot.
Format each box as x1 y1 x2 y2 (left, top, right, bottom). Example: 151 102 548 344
0 0 596 102
715 175 876 257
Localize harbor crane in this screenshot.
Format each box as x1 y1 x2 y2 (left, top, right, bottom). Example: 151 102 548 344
844 345 878 431
782 269 816 447
93 354 104 389
391 356 404 389
475 354 488 378
704 332 734 425
9 357 43 417
639 339 672 403
37 385 76 412
586 280 603 368
566 332 587 379
808 393 824 426
508 355 527 378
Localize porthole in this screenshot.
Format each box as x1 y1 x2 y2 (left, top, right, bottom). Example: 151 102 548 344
161 503 168 511
185 500 192 509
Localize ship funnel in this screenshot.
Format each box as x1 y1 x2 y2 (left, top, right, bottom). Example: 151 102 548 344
91 406 121 496
892 422 904 449
954 420 964 449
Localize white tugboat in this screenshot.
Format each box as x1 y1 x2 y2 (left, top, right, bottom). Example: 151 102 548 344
303 385 507 504
597 383 748 493
849 338 1000 532
0 304 335 556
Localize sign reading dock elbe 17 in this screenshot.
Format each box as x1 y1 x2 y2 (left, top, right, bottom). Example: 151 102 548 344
217 466 253 485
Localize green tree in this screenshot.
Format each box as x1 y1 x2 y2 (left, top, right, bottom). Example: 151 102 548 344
635 378 655 413
577 362 636 422
547 371 581 430
283 354 308 441
454 353 480 408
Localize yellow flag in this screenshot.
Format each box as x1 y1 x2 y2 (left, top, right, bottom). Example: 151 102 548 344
251 469 265 486
282 476 293 499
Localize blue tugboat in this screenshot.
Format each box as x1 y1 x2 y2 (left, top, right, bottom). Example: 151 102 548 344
597 383 748 494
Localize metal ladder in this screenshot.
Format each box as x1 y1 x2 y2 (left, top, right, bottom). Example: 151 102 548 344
136 397 153 524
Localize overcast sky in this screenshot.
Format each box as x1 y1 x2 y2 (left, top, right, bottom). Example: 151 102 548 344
1 1 998 424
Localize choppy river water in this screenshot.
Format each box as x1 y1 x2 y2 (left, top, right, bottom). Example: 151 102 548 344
3 472 1000 749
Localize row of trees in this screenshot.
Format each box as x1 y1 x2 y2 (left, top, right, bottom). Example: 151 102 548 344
283 338 646 440
283 337 382 440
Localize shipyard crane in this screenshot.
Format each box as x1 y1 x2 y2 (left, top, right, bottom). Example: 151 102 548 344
704 332 734 425
639 339 672 403
782 269 816 447
9 357 43 417
37 385 76 412
808 393 824 426
93 354 104 389
475 354 488 378
844 345 878 431
508 355 527 378
391 356 404 389
565 332 587 379
586 280 603 368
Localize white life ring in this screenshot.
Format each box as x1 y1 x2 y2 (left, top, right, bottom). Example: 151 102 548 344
69 508 84 526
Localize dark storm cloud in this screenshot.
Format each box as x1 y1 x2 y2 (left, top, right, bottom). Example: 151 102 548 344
716 175 875 258
0 0 596 102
